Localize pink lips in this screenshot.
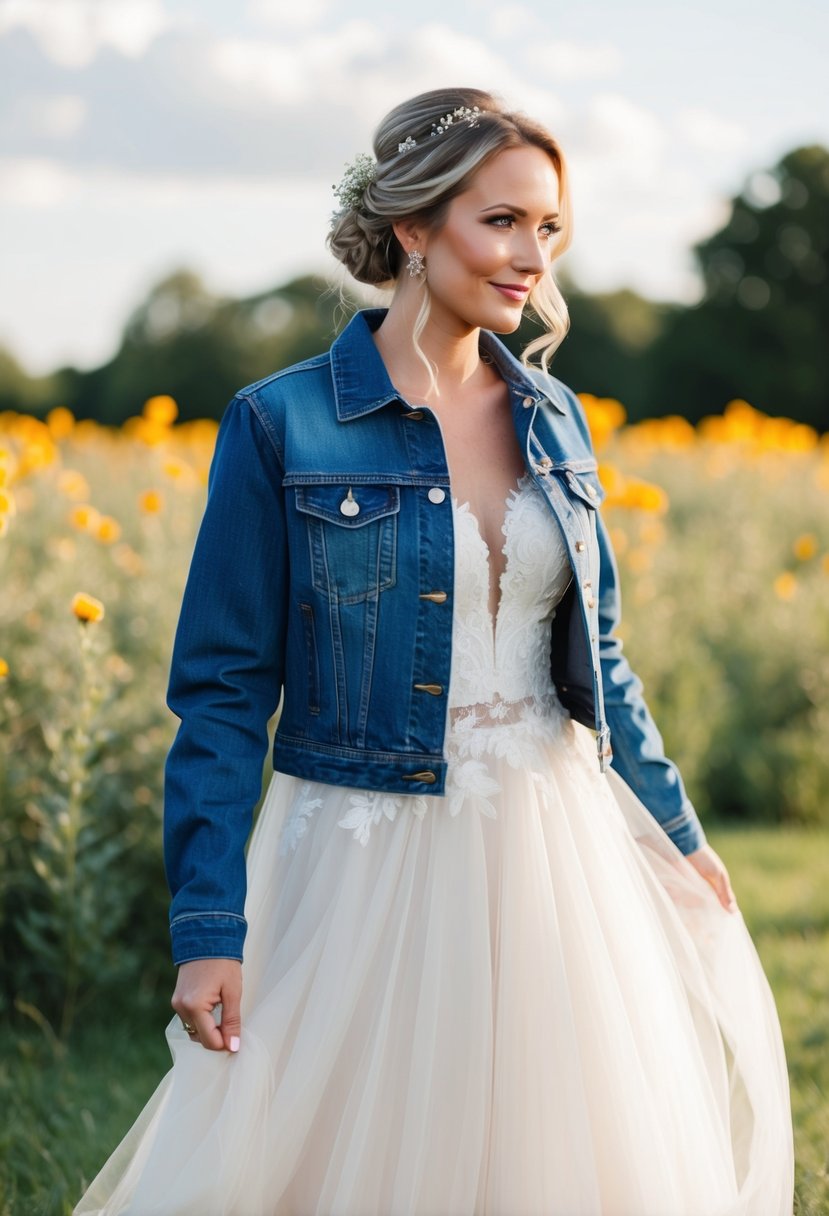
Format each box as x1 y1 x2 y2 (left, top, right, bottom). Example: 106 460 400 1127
490 283 530 302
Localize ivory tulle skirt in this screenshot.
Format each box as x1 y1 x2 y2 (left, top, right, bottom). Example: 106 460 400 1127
75 709 794 1215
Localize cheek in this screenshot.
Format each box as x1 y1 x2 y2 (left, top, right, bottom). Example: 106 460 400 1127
448 228 506 276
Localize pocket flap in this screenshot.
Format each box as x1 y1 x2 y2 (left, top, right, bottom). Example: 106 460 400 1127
294 483 401 527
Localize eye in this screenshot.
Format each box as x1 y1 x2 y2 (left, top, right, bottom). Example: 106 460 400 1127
540 221 562 238
486 214 515 229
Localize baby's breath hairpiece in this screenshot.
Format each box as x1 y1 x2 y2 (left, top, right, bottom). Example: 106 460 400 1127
331 152 377 221
396 104 488 156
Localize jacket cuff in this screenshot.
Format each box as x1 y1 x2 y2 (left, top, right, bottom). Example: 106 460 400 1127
169 912 247 966
661 808 708 856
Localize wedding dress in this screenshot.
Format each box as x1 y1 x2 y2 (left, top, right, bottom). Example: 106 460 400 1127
76 471 794 1215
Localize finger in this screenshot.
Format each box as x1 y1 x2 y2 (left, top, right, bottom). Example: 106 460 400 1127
220 979 243 1054
192 1008 225 1052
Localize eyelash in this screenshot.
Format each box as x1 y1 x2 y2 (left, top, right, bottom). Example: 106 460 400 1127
487 214 562 237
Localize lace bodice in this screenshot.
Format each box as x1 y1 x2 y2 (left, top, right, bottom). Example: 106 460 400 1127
279 473 578 851
448 470 573 717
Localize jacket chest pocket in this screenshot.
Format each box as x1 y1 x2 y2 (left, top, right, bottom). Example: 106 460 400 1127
294 483 400 604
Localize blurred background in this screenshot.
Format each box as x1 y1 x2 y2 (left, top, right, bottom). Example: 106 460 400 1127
0 1 828 1211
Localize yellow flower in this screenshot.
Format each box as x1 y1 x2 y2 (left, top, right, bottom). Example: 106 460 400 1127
0 657 8 679
142 394 179 426
139 488 164 514
0 488 15 517
773 572 797 601
46 406 75 440
96 515 122 544
69 504 101 532
71 592 105 623
57 469 91 500
793 533 818 561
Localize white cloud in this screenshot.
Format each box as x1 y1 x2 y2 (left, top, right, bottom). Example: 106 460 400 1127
0 0 176 68
675 107 748 155
246 0 332 31
526 38 624 82
0 156 79 206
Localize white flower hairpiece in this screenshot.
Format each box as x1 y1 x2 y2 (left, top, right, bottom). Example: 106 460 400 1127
396 105 487 156
331 152 377 218
331 105 489 225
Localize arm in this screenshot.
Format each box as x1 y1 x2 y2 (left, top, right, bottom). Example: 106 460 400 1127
594 506 707 856
163 393 288 966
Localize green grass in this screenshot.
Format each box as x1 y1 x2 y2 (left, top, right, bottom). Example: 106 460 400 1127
1 826 826 1215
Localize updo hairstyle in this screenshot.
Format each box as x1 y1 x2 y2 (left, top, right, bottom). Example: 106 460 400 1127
326 86 573 371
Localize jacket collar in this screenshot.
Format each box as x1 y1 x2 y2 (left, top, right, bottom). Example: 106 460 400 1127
330 307 566 421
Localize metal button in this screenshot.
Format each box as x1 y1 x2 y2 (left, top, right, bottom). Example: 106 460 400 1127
402 770 437 783
587 597 597 609
534 455 553 474
414 683 443 695
419 591 448 603
522 395 534 408
339 489 360 517
427 487 446 504
403 410 424 420
575 540 586 552
586 483 598 499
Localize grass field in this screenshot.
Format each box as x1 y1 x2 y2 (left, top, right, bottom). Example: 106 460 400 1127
1 825 826 1215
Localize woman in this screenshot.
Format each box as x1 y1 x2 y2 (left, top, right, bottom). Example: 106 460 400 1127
76 87 794 1215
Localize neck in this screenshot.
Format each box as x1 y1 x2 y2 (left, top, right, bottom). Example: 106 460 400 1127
372 285 492 405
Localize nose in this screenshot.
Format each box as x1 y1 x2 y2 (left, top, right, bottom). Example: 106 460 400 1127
512 229 547 276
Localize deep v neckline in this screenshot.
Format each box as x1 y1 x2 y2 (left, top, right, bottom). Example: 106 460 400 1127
451 471 533 629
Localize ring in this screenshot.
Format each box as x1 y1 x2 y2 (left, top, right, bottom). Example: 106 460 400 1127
181 1018 197 1035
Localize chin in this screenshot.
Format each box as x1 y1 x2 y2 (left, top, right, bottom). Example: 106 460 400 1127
483 307 526 335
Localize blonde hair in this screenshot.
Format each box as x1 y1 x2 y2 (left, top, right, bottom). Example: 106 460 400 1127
326 87 573 385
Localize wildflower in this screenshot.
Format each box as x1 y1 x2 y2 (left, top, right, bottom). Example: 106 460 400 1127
71 592 105 623
793 533 818 561
96 515 121 544
0 657 8 679
139 488 164 514
69 504 101 532
46 406 75 440
0 488 15 517
773 572 797 601
142 395 179 426
57 470 91 500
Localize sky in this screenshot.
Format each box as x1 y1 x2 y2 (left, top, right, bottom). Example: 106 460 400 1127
1 0 827 374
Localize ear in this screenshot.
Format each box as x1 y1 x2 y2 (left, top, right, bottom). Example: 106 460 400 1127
391 217 424 255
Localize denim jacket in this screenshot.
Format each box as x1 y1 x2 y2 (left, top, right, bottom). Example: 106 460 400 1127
164 307 706 966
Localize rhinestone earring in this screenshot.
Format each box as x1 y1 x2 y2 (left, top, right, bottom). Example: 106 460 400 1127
407 249 425 278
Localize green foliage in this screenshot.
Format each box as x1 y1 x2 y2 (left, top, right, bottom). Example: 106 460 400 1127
605 436 829 826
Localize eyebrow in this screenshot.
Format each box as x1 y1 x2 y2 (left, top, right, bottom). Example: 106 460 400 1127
479 203 560 220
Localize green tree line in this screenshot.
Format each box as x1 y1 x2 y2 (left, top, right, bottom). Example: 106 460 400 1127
1 144 827 430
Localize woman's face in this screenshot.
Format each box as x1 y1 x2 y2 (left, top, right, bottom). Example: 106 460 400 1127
418 144 561 336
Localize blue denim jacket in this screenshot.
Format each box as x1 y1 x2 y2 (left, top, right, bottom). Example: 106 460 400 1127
164 308 706 965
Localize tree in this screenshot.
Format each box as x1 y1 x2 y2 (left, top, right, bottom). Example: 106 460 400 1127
647 145 829 427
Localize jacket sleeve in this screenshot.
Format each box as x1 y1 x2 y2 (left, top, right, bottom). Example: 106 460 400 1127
163 393 288 966
594 505 707 854
564 382 707 856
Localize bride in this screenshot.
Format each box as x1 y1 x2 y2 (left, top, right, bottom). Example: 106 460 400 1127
76 86 794 1215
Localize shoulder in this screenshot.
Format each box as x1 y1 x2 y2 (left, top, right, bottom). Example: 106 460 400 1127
225 348 336 452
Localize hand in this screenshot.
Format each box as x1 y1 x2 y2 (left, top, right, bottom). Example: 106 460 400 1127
685 843 738 913
171 958 243 1052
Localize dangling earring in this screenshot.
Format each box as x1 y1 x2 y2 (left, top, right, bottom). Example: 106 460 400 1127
407 249 425 278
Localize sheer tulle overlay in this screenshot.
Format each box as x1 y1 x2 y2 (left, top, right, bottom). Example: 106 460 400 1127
76 476 794 1215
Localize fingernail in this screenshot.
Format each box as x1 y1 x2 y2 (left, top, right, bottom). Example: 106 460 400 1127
230 1036 240 1053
